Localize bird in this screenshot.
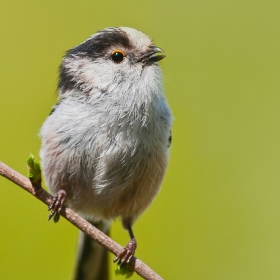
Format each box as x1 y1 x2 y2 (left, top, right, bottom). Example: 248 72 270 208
40 26 172 279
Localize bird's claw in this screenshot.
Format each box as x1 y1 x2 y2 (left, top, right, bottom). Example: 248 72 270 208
113 238 137 265
48 189 67 223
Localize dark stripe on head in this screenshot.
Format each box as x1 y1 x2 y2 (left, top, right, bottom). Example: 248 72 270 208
66 28 132 59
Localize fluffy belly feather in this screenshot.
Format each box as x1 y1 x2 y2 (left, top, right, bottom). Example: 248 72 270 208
40 115 169 224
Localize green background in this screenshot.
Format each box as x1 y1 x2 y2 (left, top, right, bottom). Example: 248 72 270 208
1 0 280 279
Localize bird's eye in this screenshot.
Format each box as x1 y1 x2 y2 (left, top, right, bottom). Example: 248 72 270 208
111 50 125 63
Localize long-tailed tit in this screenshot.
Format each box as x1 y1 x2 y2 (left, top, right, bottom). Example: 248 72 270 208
40 27 172 278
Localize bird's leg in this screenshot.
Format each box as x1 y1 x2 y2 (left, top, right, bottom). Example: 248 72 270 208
48 189 67 223
113 224 137 265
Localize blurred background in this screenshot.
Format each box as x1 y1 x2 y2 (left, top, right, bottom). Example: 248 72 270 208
1 0 280 279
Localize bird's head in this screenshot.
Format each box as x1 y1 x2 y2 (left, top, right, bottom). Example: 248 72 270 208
58 27 165 96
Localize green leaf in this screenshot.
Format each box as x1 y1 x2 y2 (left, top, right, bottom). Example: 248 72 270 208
115 264 134 278
27 153 41 184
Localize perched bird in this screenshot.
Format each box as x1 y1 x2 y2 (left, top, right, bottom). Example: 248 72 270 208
40 27 172 279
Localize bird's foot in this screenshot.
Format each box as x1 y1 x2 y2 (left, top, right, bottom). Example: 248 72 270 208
113 238 137 265
48 189 67 223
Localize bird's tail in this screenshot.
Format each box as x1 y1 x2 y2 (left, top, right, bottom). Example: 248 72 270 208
72 221 110 280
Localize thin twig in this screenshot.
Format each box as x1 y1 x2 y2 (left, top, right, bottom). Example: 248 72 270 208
0 161 163 280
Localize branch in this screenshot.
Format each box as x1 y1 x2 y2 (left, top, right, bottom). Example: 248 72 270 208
0 161 163 280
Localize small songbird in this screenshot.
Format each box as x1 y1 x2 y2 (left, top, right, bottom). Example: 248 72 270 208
40 27 172 278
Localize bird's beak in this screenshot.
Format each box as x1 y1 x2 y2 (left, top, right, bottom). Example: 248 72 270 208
136 46 166 63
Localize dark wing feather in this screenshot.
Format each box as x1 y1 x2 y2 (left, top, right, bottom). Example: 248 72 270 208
168 130 172 148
